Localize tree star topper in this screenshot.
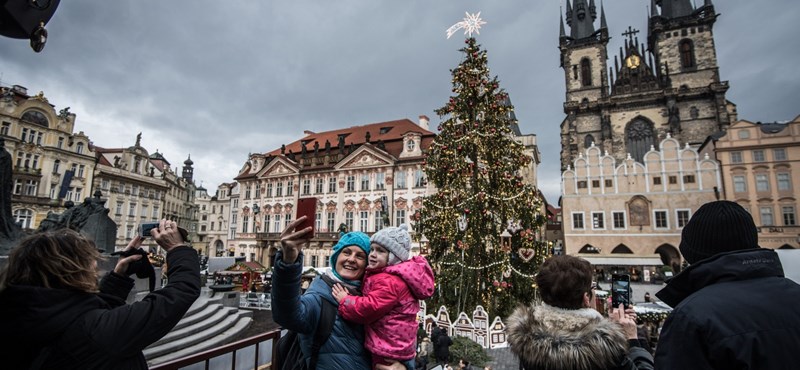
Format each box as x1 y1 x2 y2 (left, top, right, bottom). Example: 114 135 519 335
446 12 487 39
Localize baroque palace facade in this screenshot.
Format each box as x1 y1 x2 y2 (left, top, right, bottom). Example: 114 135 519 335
93 136 198 251
2 83 200 251
230 117 435 268
2 85 95 229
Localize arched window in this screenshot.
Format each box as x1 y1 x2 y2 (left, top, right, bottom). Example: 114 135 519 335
584 135 595 148
580 58 592 87
21 110 49 127
679 39 695 69
611 245 634 254
625 118 655 163
76 142 85 154
13 209 34 229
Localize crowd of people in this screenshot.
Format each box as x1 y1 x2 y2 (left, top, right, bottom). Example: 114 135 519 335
1 201 798 369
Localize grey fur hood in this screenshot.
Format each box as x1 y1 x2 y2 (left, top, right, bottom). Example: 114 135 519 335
506 303 629 370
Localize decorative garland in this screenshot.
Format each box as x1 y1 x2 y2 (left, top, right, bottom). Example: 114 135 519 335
428 189 532 209
440 258 538 278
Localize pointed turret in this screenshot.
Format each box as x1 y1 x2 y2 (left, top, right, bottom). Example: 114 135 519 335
567 0 598 40
560 10 567 39
566 0 573 26
704 0 713 7
600 2 608 30
182 154 194 182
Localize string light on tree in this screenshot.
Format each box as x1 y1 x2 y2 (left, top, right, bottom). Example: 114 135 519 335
417 14 549 319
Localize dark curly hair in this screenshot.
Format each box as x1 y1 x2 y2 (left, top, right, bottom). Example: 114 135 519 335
536 255 593 309
0 229 103 293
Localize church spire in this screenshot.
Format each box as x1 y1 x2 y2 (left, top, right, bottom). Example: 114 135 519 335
600 1 608 30
559 9 567 39
650 0 660 17
567 0 598 40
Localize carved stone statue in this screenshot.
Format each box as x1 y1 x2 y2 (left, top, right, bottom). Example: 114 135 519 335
313 141 319 155
135 132 142 147
338 135 345 154
58 106 71 120
324 140 331 154
0 138 22 254
365 131 371 143
301 142 307 157
281 144 286 155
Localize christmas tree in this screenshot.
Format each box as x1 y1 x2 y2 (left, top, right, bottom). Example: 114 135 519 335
415 37 548 318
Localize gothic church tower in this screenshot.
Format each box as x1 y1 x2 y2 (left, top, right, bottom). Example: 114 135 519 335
559 0 735 169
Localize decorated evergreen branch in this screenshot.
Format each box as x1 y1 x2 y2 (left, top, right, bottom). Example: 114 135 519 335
415 36 548 318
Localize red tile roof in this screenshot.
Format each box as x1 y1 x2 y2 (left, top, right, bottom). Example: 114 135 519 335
266 118 433 157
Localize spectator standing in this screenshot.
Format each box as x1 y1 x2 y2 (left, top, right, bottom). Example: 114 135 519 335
507 255 654 370
435 329 453 367
0 219 200 369
655 201 800 369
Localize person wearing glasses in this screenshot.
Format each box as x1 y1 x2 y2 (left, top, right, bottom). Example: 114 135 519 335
506 255 654 370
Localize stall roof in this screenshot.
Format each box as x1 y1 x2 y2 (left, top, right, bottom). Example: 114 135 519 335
575 254 664 266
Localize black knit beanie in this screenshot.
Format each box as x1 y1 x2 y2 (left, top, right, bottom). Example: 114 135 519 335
679 201 759 264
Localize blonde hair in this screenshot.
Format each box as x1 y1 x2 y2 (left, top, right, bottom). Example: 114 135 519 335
0 229 104 293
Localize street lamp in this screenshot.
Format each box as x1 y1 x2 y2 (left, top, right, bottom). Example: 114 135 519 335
0 0 61 52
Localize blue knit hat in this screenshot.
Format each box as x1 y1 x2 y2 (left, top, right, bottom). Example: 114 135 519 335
329 231 371 284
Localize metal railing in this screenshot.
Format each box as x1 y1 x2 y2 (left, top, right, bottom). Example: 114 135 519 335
240 292 271 310
149 329 282 370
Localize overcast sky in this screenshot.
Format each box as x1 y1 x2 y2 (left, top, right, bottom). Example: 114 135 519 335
2 1 797 203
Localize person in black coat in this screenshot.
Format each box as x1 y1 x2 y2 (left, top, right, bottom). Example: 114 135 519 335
0 219 201 369
655 201 800 370
435 330 453 366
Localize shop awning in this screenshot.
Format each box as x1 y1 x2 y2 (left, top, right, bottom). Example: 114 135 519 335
574 254 664 266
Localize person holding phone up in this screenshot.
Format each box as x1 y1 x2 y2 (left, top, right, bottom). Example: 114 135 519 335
507 255 654 370
0 219 200 369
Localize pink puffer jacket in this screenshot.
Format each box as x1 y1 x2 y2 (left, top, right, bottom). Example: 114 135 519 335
338 255 434 361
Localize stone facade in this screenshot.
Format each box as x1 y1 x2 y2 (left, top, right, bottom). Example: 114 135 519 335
699 117 800 249
562 135 721 269
194 183 234 256
1 85 96 230
559 1 735 171
93 138 198 252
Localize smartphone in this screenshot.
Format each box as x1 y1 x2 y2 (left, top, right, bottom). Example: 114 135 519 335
611 274 631 308
139 222 160 238
296 197 317 237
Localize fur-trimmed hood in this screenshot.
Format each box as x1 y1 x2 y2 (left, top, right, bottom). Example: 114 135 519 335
506 303 629 370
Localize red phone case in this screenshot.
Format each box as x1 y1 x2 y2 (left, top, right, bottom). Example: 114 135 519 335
296 197 317 236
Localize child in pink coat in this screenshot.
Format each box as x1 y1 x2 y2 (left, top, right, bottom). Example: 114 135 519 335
332 224 434 370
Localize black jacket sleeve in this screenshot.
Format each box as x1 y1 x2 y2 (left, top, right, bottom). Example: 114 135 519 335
86 246 201 357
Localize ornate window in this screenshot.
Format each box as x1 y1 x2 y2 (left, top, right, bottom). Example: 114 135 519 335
625 119 655 163
580 58 592 87
21 110 49 127
679 39 695 69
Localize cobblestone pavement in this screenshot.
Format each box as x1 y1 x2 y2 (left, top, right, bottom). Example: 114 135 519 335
484 347 520 370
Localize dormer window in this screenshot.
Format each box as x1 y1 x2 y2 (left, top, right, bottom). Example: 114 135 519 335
406 139 416 152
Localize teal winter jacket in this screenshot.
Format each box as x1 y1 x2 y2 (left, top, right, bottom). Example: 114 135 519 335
271 251 371 370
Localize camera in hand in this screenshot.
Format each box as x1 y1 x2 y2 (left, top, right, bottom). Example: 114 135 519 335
139 222 160 238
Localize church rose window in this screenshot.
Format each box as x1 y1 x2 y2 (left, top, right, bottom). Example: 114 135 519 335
625 119 655 163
